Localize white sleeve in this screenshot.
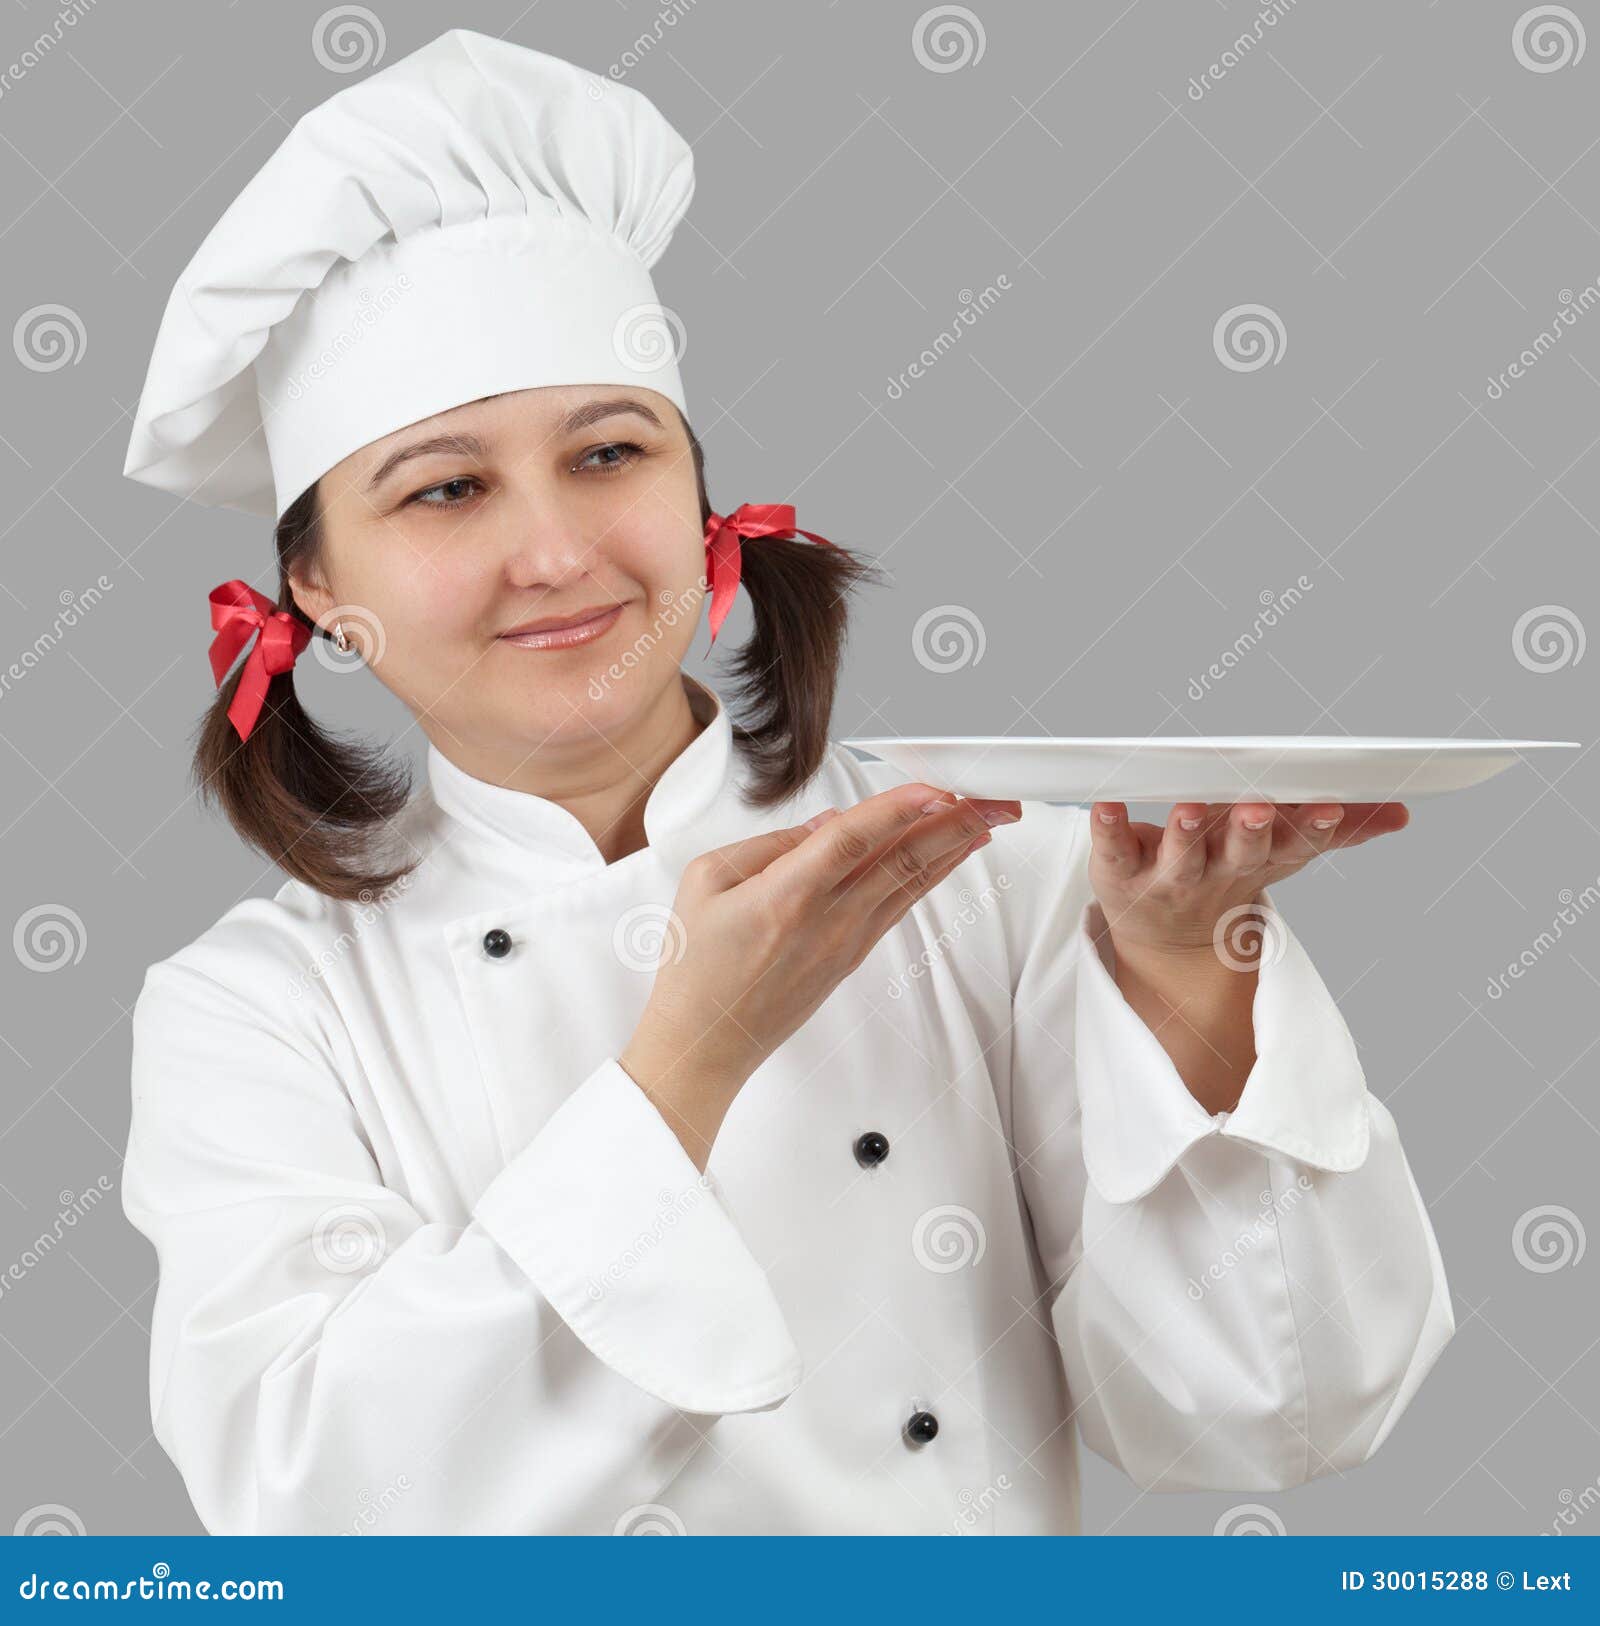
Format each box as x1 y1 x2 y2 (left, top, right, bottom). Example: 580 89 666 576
122 958 802 1535
1005 808 1455 1493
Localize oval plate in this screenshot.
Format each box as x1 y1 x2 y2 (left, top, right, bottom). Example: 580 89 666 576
840 736 1582 803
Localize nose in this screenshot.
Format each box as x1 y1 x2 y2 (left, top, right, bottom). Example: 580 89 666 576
494 490 597 593
503 545 589 593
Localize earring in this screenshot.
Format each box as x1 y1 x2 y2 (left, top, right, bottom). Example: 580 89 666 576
333 620 351 654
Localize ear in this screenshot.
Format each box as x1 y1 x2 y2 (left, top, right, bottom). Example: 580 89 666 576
286 565 334 631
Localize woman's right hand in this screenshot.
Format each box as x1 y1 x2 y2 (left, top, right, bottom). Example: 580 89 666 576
618 781 1022 1168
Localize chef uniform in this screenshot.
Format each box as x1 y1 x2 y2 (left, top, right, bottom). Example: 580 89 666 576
118 30 1454 1536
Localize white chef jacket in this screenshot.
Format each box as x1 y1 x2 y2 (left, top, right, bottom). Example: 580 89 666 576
122 674 1455 1536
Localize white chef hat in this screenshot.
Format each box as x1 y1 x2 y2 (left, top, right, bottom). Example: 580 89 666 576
123 28 695 522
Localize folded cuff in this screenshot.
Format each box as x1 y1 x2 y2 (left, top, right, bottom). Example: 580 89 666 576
474 1057 805 1413
1074 889 1372 1204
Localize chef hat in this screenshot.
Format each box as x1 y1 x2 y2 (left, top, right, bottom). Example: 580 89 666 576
123 28 695 521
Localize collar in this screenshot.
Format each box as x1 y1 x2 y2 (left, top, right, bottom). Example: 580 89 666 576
424 674 755 876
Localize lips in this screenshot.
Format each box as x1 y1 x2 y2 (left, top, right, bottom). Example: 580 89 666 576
500 603 620 636
497 603 624 651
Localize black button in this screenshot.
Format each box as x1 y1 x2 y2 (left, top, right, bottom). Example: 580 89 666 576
854 1131 890 1168
482 928 512 959
904 1409 939 1447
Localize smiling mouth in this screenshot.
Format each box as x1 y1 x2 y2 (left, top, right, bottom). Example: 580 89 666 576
496 604 625 650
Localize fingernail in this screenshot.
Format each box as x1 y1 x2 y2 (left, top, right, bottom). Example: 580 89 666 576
1179 815 1202 831
1243 814 1271 830
982 807 1020 826
803 807 838 830
920 792 958 813
1312 814 1341 829
1097 810 1118 824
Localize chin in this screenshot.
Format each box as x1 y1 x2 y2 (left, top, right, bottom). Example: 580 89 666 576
501 664 665 744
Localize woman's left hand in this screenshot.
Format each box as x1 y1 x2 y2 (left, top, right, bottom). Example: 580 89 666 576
1088 800 1410 957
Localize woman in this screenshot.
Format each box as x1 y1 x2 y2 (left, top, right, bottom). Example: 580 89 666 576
119 29 1452 1536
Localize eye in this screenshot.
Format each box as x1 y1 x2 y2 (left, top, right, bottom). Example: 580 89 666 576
406 476 484 508
576 440 646 476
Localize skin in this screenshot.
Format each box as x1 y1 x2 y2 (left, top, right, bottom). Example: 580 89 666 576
290 384 712 864
1088 799 1410 1114
287 381 1410 1162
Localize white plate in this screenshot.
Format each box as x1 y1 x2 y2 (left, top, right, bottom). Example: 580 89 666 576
841 736 1581 803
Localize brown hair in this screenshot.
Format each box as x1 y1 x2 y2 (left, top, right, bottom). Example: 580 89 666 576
192 414 886 901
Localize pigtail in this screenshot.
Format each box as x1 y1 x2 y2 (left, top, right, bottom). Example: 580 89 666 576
718 534 886 805
191 490 418 902
684 423 887 807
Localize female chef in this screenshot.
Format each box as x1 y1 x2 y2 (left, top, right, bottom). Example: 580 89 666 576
118 30 1453 1536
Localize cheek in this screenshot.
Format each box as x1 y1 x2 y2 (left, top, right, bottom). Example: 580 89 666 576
344 544 481 666
615 524 706 604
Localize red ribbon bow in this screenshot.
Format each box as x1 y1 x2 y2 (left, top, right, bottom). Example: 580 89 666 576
702 503 837 646
208 579 311 743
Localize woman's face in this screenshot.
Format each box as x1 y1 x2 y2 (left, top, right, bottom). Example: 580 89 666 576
290 384 705 758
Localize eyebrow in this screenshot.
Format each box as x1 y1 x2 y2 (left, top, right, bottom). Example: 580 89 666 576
365 432 488 493
363 397 666 493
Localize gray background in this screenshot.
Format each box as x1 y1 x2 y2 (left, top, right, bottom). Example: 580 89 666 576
0 0 1596 1536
